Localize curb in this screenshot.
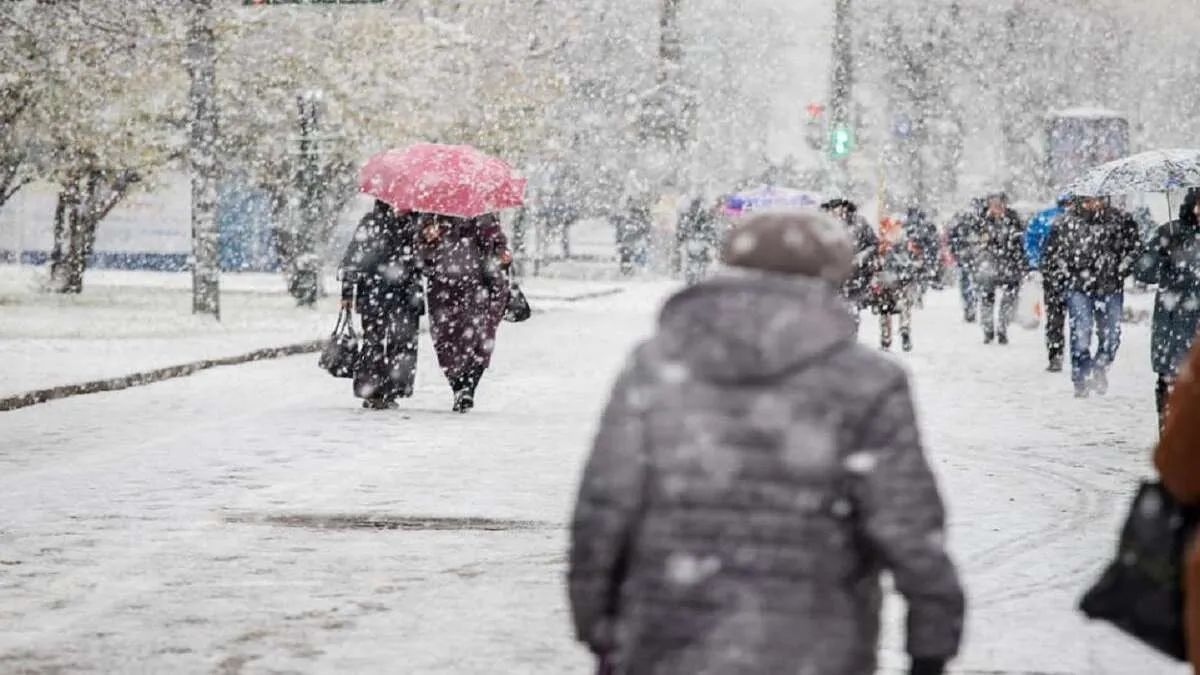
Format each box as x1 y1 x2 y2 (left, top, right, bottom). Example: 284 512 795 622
0 340 326 412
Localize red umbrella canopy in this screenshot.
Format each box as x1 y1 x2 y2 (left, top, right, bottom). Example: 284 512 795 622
358 143 527 218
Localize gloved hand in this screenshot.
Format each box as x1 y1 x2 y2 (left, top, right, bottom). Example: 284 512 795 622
910 657 946 675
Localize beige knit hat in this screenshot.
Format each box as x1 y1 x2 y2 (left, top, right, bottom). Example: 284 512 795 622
720 208 854 283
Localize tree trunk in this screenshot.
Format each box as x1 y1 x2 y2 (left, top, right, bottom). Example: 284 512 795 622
186 0 221 319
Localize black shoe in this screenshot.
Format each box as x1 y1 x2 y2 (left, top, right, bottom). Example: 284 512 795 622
362 398 394 410
453 390 474 413
1047 357 1063 373
983 331 994 345
880 340 891 351
997 332 1008 345
964 311 977 323
901 331 913 352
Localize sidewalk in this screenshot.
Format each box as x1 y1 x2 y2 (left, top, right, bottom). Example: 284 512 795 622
0 265 627 399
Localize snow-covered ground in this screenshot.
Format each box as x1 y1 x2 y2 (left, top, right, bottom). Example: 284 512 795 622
0 273 1184 674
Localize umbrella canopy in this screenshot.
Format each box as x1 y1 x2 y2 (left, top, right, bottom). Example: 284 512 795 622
359 143 526 218
724 185 824 216
1063 149 1200 196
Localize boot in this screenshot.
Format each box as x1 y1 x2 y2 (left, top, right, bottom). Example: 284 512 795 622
983 330 994 345
901 330 913 352
1047 355 1063 373
997 331 1009 345
453 389 474 413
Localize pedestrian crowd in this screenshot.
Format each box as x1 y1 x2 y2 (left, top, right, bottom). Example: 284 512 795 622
567 186 1200 675
334 141 1200 673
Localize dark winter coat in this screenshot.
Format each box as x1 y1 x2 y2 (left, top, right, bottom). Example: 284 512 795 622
419 213 511 380
569 272 965 675
946 208 982 270
1136 190 1200 375
905 210 942 282
844 215 880 305
971 208 1027 286
677 199 720 261
1042 205 1140 296
871 230 922 315
340 202 424 316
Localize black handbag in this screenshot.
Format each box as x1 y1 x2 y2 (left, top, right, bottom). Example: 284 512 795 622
318 308 359 378
1079 480 1197 661
504 283 533 323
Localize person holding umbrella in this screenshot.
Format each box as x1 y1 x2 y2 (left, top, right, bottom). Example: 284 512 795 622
357 143 527 412
1136 187 1200 425
418 213 513 412
1041 195 1140 397
338 200 425 410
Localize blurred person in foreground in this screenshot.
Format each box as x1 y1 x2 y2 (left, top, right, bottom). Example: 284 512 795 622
1152 336 1200 674
1136 188 1200 426
568 208 965 675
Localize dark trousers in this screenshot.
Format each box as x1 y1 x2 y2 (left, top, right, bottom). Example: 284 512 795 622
354 309 420 402
1043 282 1066 361
959 268 976 318
978 280 1019 338
1157 373 1175 431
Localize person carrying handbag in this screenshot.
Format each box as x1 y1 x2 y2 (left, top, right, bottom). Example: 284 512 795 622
1154 338 1200 672
339 200 425 410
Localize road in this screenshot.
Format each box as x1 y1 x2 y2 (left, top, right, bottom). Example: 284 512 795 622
0 283 1184 674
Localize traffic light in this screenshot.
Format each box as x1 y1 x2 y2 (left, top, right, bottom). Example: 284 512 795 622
830 125 854 159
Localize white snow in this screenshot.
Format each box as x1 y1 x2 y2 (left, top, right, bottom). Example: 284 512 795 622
0 276 1186 674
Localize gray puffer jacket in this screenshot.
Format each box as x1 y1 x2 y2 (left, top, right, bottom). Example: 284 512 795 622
568 272 964 675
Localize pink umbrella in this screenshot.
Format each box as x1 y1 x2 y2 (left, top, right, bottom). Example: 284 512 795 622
358 143 527 218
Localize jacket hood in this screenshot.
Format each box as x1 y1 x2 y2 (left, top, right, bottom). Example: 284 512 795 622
653 271 857 383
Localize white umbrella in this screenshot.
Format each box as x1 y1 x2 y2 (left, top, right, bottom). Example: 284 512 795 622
1063 149 1200 197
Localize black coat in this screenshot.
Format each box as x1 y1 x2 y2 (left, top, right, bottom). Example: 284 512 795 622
972 209 1027 285
843 215 879 304
1136 190 1200 375
339 203 424 316
1042 206 1140 296
946 209 982 270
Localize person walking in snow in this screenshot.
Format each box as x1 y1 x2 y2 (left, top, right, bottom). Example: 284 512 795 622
946 197 985 323
418 212 512 413
971 193 1027 345
872 215 923 352
675 195 721 285
904 206 943 295
821 197 878 328
1025 194 1074 372
569 208 965 675
339 200 425 410
1041 196 1140 398
1136 188 1200 424
1152 338 1200 675
614 195 653 276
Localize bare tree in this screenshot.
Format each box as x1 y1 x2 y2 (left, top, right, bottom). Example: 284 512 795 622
186 0 220 318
